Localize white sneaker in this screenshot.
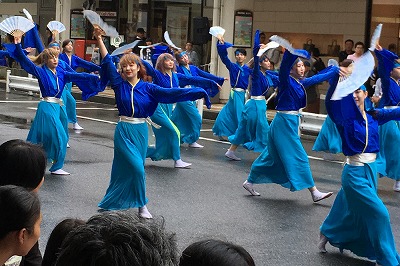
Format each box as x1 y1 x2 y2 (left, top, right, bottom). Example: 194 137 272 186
318 232 328 253
243 180 260 196
393 181 400 192
189 142 204 148
312 191 333 202
138 205 153 219
225 150 241 161
174 159 192 168
73 123 84 130
66 143 70 148
51 169 71 175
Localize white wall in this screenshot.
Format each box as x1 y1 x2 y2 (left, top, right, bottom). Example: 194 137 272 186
253 0 366 48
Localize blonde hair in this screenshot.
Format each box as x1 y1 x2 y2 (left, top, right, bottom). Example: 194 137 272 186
29 48 60 65
155 53 176 74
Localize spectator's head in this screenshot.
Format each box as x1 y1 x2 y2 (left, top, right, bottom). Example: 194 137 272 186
55 211 178 266
291 58 305 79
174 50 189 66
344 39 354 52
118 53 147 81
259 32 267 44
155 53 176 73
388 43 397 54
42 218 86 266
136 28 146 39
145 38 153 46
0 139 46 192
185 42 193 51
354 42 365 56
235 48 247 64
312 47 321 57
304 61 311 72
0 185 42 264
179 239 255 266
61 39 73 53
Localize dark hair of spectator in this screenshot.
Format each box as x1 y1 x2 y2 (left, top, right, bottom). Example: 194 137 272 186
0 185 41 239
179 239 255 266
344 39 354 45
42 218 86 266
55 211 178 266
354 41 365 48
0 139 46 190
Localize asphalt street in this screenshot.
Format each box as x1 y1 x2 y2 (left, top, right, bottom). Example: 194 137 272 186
1 88 400 265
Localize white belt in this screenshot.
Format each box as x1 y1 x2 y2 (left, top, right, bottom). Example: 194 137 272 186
119 116 146 124
278 110 300 115
233 88 245 92
119 116 161 129
42 97 63 105
384 106 400 109
251 96 265 100
346 153 376 166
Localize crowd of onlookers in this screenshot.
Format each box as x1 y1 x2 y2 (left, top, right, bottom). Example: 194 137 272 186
0 139 256 266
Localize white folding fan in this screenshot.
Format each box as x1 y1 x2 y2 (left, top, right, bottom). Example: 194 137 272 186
47 21 66 34
83 10 119 37
369 23 382 51
257 41 280 57
209 26 225 39
111 40 141 56
269 35 310 59
0 16 35 37
22 9 33 22
164 31 181 50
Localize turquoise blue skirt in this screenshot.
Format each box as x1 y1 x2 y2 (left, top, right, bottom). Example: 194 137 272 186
171 101 201 144
159 103 173 118
98 121 148 210
248 112 314 191
60 82 77 124
212 90 245 137
312 115 342 154
147 104 181 161
228 99 269 152
376 121 400 180
320 162 400 266
27 100 68 172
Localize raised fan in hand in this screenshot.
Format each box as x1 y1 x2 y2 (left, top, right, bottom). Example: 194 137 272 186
369 23 382 51
164 31 181 50
327 59 339 67
22 9 33 21
209 26 225 38
0 16 35 37
269 35 310 59
47 21 66 34
257 41 279 57
331 51 375 100
111 40 140 56
83 10 119 37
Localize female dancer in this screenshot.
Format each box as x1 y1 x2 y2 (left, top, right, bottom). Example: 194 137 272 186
243 38 337 202
319 71 400 265
374 46 400 191
59 39 101 130
212 37 252 139
10 36 101 175
225 30 279 161
311 60 355 157
142 53 219 168
94 29 211 218
174 50 225 148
